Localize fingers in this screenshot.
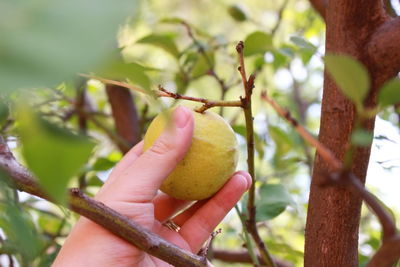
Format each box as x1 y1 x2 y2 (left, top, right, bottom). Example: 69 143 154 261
111 141 144 175
95 141 144 197
153 193 192 222
177 171 251 253
96 106 194 204
172 199 206 226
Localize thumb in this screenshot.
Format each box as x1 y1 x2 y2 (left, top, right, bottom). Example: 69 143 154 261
100 106 194 203
143 106 194 167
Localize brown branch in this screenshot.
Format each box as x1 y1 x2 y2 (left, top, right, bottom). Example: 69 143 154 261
260 91 399 259
106 84 141 154
78 75 242 114
261 91 341 170
309 0 327 19
367 17 400 80
236 42 275 267
158 86 242 113
88 115 131 152
0 138 210 267
368 236 400 267
75 79 88 189
271 0 289 36
212 249 293 267
346 173 397 241
181 21 232 114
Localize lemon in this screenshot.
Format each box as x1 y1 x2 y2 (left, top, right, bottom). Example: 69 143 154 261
143 107 238 200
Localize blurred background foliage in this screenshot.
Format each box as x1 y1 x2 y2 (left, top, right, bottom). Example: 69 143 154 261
0 0 399 266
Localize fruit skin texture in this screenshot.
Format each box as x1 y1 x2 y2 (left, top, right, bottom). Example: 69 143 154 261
143 108 238 200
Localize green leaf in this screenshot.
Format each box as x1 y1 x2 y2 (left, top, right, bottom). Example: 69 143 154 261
255 134 266 159
37 244 61 267
0 0 138 92
174 72 189 95
137 34 180 58
190 52 214 79
378 79 400 107
268 125 293 157
98 57 152 91
18 108 95 203
272 51 289 70
244 31 273 56
0 100 9 126
299 48 315 65
351 129 374 146
256 184 295 221
93 157 117 171
0 185 44 262
232 125 247 137
290 36 317 51
228 4 248 22
325 54 370 106
87 175 104 187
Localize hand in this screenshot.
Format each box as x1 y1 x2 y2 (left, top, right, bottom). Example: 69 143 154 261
53 106 251 266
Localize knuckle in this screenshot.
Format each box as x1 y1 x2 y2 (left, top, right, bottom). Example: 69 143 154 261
148 139 174 157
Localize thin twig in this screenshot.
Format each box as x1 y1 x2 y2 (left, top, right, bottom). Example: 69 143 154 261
0 138 210 267
77 75 242 114
236 41 275 267
87 116 131 153
234 205 260 266
158 86 242 113
212 248 293 267
181 21 232 115
271 0 289 36
260 90 398 245
79 74 148 95
75 79 88 190
261 91 341 170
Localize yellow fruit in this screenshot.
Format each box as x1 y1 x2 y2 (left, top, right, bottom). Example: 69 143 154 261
143 107 238 200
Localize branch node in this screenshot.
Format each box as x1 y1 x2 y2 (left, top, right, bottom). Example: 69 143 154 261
236 41 244 53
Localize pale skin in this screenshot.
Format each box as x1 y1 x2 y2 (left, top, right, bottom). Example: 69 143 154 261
54 106 251 266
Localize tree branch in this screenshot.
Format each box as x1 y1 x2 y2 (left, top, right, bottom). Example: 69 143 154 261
271 0 289 36
309 0 327 19
368 236 400 267
0 139 209 267
158 86 242 113
87 115 131 152
106 84 141 154
236 42 275 267
367 17 400 79
261 91 399 262
212 249 293 267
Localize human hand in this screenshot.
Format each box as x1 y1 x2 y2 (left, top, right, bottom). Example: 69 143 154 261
53 106 251 266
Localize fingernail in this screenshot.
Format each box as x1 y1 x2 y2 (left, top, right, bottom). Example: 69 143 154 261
239 173 252 190
174 106 192 128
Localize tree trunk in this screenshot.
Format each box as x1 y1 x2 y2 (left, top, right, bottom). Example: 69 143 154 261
304 1 399 266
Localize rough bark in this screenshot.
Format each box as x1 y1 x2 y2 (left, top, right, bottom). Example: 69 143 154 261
106 84 141 153
309 0 327 19
304 1 398 266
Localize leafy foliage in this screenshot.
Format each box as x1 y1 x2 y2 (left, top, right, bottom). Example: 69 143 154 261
0 0 138 92
18 107 94 203
325 54 370 109
244 31 273 56
378 78 400 108
256 184 295 221
0 1 396 266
